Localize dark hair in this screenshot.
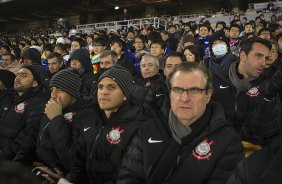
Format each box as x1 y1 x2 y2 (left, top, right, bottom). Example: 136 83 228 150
258 28 271 36
216 21 226 28
240 37 272 55
1 45 11 53
110 38 126 52
164 51 184 67
55 43 68 53
47 52 63 63
2 53 16 61
43 44 53 52
150 40 165 49
93 36 108 47
11 46 21 60
73 37 86 48
183 45 201 62
167 62 213 92
134 35 145 44
244 22 254 29
198 24 211 31
147 31 162 42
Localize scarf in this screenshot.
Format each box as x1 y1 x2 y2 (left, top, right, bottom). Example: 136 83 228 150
228 62 255 92
168 110 192 144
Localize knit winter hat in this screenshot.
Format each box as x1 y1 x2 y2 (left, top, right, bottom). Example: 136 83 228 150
21 63 46 85
23 48 41 64
0 69 15 89
98 65 134 98
50 69 81 99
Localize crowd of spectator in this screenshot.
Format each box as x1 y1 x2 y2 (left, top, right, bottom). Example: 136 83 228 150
0 11 282 184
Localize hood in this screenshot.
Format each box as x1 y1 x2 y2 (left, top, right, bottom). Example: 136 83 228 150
70 48 93 72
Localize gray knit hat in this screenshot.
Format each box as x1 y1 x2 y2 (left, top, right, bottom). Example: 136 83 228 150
50 69 81 99
98 65 133 98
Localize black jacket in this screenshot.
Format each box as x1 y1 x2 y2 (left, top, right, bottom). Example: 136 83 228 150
66 102 151 184
117 102 244 184
212 62 281 143
34 99 99 173
227 133 282 184
0 86 49 160
135 74 169 111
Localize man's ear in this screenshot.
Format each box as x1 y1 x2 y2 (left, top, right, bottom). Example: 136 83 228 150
123 96 127 101
240 51 247 63
206 89 212 104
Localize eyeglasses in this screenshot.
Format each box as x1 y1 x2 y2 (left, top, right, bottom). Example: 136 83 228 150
170 86 208 95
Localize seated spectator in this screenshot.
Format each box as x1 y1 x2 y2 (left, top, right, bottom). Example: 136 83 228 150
117 62 244 184
138 53 166 110
47 52 65 76
54 43 70 63
110 38 135 74
212 37 281 155
0 69 15 109
14 69 100 183
0 64 50 160
150 40 165 70
59 66 152 184
183 45 201 63
69 48 95 97
91 36 107 74
132 35 149 71
0 53 21 74
258 28 271 40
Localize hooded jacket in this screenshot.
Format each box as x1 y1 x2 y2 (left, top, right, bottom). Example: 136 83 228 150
70 48 95 97
116 102 244 184
66 102 151 184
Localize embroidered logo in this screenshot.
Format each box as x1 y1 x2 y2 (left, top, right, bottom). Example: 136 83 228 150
192 138 215 160
14 102 27 113
63 112 76 124
246 86 259 97
106 127 124 145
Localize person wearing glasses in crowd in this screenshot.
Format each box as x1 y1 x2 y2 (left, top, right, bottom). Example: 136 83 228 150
116 62 244 184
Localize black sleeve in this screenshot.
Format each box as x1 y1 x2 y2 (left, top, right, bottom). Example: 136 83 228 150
116 130 146 184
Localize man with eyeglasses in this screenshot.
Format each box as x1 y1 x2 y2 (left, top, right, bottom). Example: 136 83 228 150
116 62 244 184
0 64 50 160
212 37 282 156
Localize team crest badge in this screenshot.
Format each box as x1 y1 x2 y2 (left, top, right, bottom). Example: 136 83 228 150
63 112 76 124
246 86 259 97
106 127 124 144
192 138 215 160
14 102 27 113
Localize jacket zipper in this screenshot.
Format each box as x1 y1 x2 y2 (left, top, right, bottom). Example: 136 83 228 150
89 126 104 159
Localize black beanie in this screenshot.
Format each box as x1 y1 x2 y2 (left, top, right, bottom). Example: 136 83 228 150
50 69 81 99
21 63 46 85
23 48 41 64
70 48 93 72
98 65 133 98
209 30 230 50
0 69 16 89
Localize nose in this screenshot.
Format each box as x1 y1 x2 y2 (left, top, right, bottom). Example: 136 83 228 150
51 89 58 100
179 91 192 102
